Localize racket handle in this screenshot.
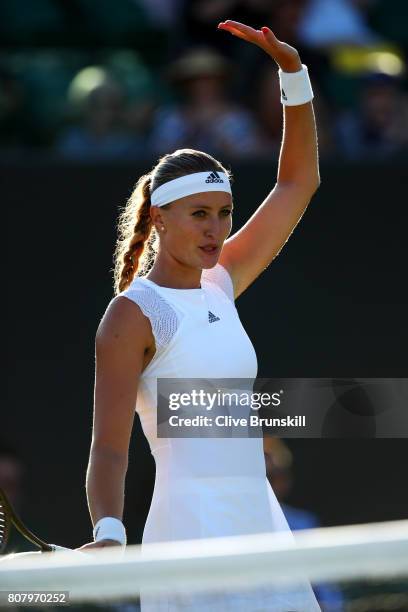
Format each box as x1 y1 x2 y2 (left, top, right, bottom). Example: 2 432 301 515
48 544 86 555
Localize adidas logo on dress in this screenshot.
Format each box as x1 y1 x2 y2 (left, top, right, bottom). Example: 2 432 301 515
208 311 220 323
281 88 287 101
205 171 224 184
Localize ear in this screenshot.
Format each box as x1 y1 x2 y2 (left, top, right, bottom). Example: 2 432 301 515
150 206 165 229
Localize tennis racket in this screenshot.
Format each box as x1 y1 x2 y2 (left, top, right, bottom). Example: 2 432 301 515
0 487 64 554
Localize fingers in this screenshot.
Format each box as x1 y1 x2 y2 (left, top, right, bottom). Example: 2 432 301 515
218 20 279 48
75 542 101 551
75 539 121 552
218 20 249 30
261 26 280 45
217 21 251 40
218 20 257 37
75 548 95 555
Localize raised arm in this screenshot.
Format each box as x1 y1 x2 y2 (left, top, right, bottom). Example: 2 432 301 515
76 296 153 552
217 21 320 299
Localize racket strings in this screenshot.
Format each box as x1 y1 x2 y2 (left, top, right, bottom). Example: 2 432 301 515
0 493 11 553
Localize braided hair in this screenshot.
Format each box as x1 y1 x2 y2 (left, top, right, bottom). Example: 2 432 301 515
113 148 232 295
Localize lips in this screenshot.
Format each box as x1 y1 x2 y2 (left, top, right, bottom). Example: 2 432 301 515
199 245 219 254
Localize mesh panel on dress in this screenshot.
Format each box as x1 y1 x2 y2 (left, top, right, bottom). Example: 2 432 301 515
202 263 234 302
120 284 180 354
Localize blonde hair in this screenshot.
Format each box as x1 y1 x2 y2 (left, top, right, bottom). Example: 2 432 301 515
112 149 232 295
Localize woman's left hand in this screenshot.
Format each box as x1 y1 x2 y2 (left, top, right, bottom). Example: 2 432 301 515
217 20 302 73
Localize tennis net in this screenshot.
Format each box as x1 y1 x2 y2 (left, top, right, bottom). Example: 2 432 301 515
0 519 407 611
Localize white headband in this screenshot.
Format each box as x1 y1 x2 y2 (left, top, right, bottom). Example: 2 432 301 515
150 171 232 207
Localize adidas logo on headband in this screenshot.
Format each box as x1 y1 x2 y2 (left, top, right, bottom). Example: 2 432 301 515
205 171 224 184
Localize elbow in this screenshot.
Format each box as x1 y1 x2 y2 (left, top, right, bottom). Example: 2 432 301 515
309 168 321 192
305 174 321 197
90 443 129 466
279 175 321 197
312 176 321 194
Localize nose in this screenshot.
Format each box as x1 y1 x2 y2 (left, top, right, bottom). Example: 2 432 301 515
203 216 222 239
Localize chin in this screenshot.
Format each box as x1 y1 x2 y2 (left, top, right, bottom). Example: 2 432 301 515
201 262 219 271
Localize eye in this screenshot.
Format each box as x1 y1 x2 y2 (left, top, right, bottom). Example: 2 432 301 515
192 209 233 218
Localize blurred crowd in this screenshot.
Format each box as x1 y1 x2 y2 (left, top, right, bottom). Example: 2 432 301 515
1 0 408 161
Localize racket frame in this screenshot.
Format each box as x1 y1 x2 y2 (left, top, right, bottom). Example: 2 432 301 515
0 487 53 553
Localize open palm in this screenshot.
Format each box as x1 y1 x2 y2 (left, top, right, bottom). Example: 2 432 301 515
218 20 301 72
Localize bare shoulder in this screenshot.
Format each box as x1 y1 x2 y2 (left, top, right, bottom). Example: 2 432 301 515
217 253 239 300
96 295 153 352
93 296 153 455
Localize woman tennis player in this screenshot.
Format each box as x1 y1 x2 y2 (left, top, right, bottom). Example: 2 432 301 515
77 20 321 611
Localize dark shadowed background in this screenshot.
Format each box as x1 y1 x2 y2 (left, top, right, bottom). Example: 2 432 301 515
4 158 407 548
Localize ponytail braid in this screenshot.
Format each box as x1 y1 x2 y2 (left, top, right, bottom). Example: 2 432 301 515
113 173 156 295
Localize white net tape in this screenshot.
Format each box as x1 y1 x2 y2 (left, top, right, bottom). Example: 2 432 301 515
0 520 407 604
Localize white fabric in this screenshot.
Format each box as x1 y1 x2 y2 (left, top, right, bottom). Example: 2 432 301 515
119 263 320 611
279 65 314 106
93 517 126 546
121 283 181 354
203 262 235 302
150 171 232 207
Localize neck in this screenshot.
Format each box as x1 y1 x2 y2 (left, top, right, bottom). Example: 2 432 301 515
147 256 202 289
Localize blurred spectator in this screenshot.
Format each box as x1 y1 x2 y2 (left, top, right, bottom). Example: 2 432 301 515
266 0 332 94
335 72 408 159
0 441 24 509
148 47 264 157
179 0 273 57
297 0 379 48
0 68 36 150
179 0 332 106
264 437 345 612
138 0 184 28
250 63 282 156
56 75 146 159
0 0 407 162
363 0 408 54
268 0 307 44
252 62 337 158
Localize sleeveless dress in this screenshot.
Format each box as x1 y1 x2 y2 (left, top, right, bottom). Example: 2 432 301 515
119 263 321 612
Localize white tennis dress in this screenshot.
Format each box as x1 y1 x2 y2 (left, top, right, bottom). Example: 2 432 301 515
120 263 320 612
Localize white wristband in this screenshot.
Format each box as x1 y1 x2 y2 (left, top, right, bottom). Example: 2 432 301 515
93 517 127 546
279 64 314 106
